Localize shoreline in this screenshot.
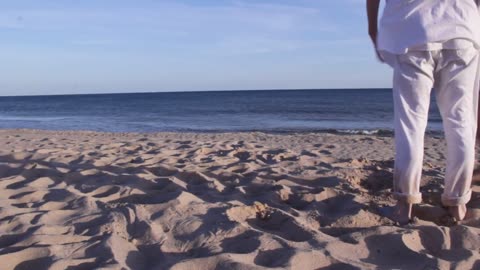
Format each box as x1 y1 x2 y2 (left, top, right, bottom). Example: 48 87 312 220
0 127 444 137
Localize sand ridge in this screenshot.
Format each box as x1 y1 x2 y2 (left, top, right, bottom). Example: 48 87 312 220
0 129 479 269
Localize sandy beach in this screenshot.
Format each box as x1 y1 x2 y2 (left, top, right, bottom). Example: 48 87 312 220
0 129 479 269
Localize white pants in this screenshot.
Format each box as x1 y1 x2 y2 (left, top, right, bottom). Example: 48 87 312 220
382 46 480 206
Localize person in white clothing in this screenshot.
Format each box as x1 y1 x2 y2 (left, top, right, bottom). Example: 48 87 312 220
367 0 480 223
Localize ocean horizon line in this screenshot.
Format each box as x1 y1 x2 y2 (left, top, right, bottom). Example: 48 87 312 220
0 88 393 98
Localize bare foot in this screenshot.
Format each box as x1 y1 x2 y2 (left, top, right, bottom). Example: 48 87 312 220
393 201 413 225
448 204 467 221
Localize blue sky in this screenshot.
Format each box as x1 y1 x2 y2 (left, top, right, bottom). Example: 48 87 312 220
0 0 391 96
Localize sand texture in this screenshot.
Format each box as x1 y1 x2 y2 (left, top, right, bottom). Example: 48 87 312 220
0 129 480 269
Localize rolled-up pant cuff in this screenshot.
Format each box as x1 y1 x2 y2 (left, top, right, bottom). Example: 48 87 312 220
393 192 422 204
441 189 472 206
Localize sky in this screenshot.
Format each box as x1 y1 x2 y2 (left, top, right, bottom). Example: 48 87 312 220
0 0 391 96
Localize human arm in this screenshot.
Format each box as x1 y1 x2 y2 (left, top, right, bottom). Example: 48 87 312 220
366 0 383 61
367 0 380 44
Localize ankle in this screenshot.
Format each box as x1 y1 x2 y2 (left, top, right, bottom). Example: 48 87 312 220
394 201 413 224
448 204 467 221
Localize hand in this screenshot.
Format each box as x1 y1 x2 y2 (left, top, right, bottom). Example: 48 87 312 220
369 29 384 63
375 48 384 63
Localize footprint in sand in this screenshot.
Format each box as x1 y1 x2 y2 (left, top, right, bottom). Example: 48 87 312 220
220 230 261 254
227 203 314 242
254 247 296 268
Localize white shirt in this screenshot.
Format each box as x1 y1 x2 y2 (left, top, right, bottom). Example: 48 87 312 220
378 0 480 54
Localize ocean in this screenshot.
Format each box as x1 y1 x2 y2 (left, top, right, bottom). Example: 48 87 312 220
0 89 443 133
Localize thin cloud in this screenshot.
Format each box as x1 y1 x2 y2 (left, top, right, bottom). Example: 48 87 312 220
0 1 341 56
0 1 336 34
